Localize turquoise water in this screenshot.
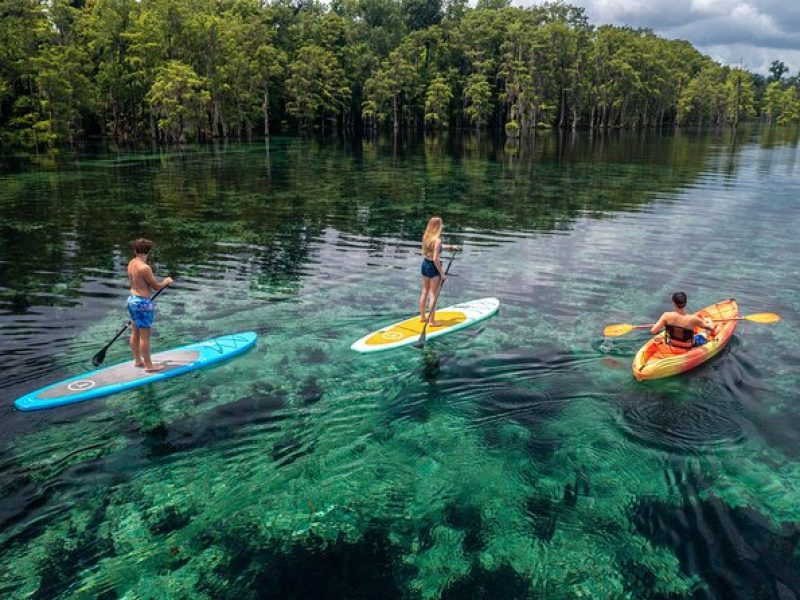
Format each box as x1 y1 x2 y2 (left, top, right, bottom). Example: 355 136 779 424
1 129 799 598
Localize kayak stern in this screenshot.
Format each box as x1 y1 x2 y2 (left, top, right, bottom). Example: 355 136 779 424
632 299 738 381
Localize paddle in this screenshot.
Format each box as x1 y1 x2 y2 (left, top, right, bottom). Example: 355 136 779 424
91 286 169 367
415 251 459 349
603 312 781 338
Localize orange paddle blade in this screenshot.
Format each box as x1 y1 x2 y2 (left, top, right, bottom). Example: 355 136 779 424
744 312 781 324
603 323 635 337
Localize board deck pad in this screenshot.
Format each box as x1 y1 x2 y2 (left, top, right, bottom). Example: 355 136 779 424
351 298 499 353
39 350 200 399
15 332 257 411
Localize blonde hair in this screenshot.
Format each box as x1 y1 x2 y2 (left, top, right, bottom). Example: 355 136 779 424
422 217 443 257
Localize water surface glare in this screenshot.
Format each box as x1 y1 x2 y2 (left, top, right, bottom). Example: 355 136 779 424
1 130 799 599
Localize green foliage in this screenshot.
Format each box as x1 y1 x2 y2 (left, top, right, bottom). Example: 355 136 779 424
464 73 492 127
677 66 727 127
402 0 443 31
0 0 785 144
424 74 452 127
146 60 210 142
286 44 350 129
768 60 788 83
725 67 756 127
763 81 800 125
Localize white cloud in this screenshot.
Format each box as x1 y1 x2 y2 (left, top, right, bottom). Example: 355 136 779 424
520 0 800 74
699 44 800 74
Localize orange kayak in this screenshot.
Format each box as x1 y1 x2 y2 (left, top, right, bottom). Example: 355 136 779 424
632 299 739 381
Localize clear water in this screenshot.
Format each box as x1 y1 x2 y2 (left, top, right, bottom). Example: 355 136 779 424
1 129 799 599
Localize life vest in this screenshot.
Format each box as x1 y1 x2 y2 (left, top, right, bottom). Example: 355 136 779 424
665 324 695 349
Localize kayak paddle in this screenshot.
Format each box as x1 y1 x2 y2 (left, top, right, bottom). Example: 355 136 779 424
603 312 781 338
91 285 170 367
415 251 459 349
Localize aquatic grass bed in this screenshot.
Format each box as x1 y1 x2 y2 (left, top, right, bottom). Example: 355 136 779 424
1 132 799 598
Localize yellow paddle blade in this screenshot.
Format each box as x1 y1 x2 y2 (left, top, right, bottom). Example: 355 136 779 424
744 312 781 324
603 323 635 337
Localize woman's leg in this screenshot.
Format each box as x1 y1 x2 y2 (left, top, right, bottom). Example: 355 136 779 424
428 276 442 326
420 277 431 321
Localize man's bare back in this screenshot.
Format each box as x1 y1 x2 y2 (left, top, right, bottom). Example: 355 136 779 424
651 292 714 337
128 256 162 298
654 310 709 332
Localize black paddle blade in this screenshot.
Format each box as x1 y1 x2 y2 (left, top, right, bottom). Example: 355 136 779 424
91 348 108 367
414 334 427 349
92 320 131 367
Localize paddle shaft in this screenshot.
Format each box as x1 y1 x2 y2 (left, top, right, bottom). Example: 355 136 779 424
623 315 761 334
92 285 168 365
647 315 758 329
416 253 458 347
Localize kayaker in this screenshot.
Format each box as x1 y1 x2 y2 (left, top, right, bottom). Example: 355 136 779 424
127 238 173 371
419 217 459 327
651 292 715 349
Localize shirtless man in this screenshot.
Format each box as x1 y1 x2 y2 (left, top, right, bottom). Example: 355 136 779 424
127 238 173 371
651 291 715 349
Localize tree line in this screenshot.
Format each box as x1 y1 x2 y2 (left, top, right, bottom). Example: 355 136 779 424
1 0 799 146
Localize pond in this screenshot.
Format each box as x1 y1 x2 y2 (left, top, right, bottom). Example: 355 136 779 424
1 128 799 598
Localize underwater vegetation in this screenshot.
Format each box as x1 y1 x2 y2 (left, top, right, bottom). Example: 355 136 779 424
1 133 799 598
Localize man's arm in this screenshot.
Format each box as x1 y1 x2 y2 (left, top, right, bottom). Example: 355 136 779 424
650 314 667 335
692 314 714 331
142 265 172 291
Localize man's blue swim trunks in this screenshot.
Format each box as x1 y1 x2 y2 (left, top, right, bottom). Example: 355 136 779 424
127 295 155 328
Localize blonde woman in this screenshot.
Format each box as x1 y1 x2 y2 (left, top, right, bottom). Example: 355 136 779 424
420 217 459 326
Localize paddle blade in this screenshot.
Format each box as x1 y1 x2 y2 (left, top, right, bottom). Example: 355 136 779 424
603 323 635 337
91 348 107 367
744 312 781 324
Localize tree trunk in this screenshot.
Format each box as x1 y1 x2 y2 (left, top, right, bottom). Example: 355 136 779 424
263 83 270 137
149 109 156 142
212 100 220 138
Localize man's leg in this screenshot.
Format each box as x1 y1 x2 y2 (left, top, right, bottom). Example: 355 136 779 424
141 328 164 372
130 324 144 367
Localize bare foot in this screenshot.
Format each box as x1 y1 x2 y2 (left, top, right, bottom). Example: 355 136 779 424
134 361 145 368
420 316 428 323
429 321 445 327
144 364 165 373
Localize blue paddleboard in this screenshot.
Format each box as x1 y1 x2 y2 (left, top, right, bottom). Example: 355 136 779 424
14 332 257 411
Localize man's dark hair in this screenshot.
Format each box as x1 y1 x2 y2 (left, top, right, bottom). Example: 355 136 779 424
130 238 154 255
672 291 687 308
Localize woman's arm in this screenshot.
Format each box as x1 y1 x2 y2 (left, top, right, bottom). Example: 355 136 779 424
433 240 446 277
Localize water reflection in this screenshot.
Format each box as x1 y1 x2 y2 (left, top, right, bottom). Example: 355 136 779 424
1 129 799 598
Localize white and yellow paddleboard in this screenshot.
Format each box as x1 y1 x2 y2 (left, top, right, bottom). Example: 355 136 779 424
351 297 500 354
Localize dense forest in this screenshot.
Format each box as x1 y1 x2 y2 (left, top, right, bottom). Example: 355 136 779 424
1 0 799 145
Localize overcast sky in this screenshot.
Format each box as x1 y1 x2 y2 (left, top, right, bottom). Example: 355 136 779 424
523 0 800 75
